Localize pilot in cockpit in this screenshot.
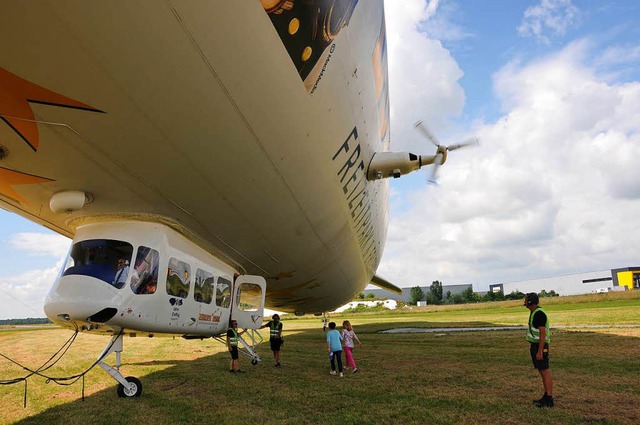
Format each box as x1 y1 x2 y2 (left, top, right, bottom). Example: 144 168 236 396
112 258 129 288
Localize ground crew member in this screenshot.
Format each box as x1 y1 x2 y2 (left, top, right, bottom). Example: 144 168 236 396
260 314 283 367
227 320 246 373
524 292 554 408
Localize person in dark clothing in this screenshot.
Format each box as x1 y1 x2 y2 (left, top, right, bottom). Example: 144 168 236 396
260 314 284 367
524 292 554 408
112 258 129 288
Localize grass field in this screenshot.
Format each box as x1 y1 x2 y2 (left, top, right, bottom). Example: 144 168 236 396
1 292 640 424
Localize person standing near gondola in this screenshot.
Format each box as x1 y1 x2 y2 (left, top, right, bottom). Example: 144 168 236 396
227 320 247 373
260 314 284 367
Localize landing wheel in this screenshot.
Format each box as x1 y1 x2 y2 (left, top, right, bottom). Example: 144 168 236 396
116 376 142 398
251 359 259 366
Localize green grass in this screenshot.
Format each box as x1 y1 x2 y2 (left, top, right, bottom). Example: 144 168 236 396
2 292 640 424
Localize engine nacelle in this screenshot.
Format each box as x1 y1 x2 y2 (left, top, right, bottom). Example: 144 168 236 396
366 151 443 180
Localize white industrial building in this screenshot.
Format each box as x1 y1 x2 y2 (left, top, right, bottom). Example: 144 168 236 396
489 266 640 296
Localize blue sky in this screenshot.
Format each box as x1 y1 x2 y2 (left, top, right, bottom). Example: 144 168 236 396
0 209 64 272
2 0 640 318
419 0 640 126
0 209 69 317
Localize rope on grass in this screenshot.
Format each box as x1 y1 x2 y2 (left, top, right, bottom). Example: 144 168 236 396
0 326 123 407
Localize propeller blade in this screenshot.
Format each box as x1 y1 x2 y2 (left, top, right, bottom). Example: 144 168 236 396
414 120 480 186
414 120 440 147
428 153 443 184
447 137 479 151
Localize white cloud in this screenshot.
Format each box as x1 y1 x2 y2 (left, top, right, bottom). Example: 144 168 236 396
379 38 640 290
419 0 474 43
0 262 63 319
518 0 581 44
0 233 69 318
10 233 71 257
596 44 640 69
384 0 465 152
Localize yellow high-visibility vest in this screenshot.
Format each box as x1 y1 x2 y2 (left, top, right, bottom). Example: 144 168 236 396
526 307 550 343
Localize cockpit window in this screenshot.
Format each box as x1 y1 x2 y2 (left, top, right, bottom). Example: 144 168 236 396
166 257 190 298
130 246 160 295
62 239 133 288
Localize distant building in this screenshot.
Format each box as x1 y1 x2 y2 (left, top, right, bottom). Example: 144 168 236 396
364 266 640 302
494 266 640 296
441 284 474 298
363 284 472 303
489 283 504 293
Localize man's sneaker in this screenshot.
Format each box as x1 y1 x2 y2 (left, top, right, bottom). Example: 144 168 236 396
339 372 344 377
352 368 358 373
330 370 337 375
229 370 235 373
535 396 554 408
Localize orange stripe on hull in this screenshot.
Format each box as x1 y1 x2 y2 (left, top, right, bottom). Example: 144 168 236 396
0 166 54 205
0 67 103 151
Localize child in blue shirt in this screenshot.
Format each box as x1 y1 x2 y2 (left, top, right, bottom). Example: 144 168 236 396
326 322 344 377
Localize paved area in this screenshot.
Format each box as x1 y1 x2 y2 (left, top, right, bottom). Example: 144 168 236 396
380 324 640 333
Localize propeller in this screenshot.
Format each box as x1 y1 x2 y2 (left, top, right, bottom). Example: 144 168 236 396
414 120 479 184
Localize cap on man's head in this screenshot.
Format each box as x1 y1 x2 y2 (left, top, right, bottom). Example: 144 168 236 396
524 292 539 306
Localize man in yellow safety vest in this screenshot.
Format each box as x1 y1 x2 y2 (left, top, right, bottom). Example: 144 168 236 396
260 314 284 367
524 292 554 408
227 320 247 373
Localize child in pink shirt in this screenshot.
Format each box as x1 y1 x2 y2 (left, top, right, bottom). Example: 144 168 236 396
341 320 362 373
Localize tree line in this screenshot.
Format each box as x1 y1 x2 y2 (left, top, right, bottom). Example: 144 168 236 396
409 281 559 305
0 318 52 325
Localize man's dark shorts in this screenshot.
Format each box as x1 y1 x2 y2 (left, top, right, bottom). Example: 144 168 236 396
530 343 550 370
230 347 239 360
270 337 282 352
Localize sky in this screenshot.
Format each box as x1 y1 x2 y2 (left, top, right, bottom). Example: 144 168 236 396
378 0 640 289
2 0 640 318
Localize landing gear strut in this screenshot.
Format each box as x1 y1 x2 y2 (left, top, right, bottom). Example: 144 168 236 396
97 332 142 398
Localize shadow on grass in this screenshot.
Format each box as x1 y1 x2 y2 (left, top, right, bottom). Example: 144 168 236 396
125 359 195 367
7 321 640 425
